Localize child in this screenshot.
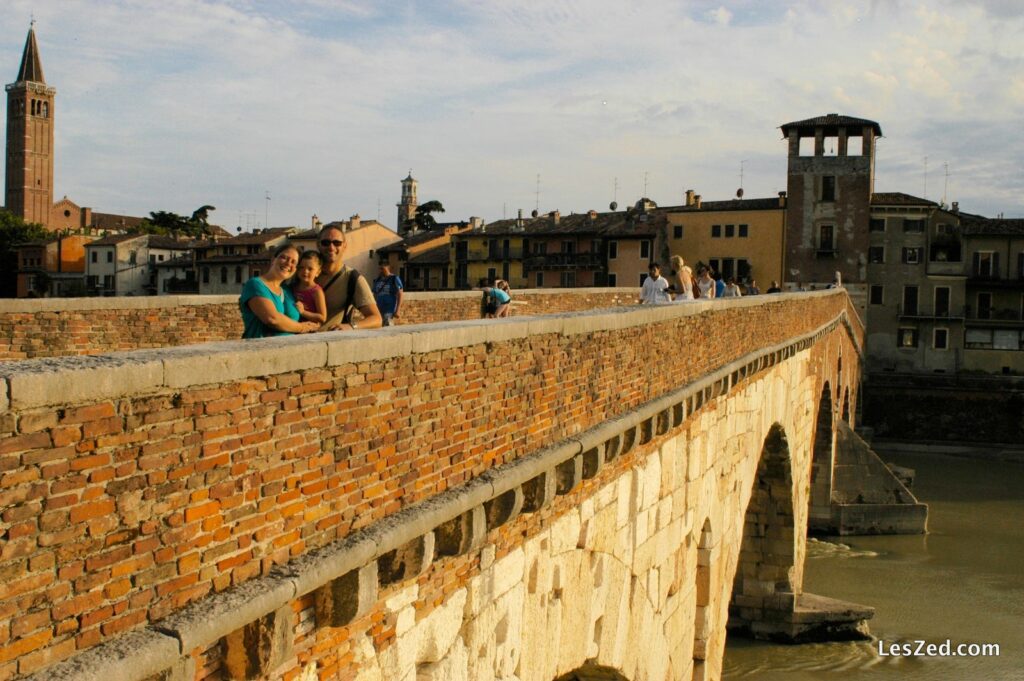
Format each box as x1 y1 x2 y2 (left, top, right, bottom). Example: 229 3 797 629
482 279 511 318
291 251 327 324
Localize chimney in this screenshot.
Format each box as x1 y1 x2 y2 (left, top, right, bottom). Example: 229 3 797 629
685 189 695 207
349 214 361 231
551 210 560 226
694 195 702 209
951 201 959 214
517 209 523 229
588 210 597 221
778 191 787 208
312 214 321 231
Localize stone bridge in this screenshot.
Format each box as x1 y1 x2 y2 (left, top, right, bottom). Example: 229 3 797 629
0 290 864 681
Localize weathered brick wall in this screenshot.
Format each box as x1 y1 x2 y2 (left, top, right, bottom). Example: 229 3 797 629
0 289 639 360
0 291 861 678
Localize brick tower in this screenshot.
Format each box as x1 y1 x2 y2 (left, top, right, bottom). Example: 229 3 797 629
781 114 881 291
396 171 417 235
5 25 55 227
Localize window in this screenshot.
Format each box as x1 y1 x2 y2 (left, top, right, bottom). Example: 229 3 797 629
821 176 835 202
561 241 575 254
973 251 998 278
560 271 576 287
608 273 617 287
608 241 617 259
640 241 651 259
994 330 1021 350
673 225 683 239
737 259 751 280
532 241 547 255
870 218 885 232
902 247 922 264
202 267 210 284
725 224 735 238
965 329 992 349
903 286 919 316
220 267 228 284
711 225 722 238
709 259 720 275
502 261 510 281
977 293 992 319
869 285 884 305
936 223 953 235
149 254 156 264
106 251 113 263
487 267 496 282
818 224 835 253
903 219 925 233
91 251 97 263
898 328 919 348
158 254 165 262
868 246 885 264
536 272 543 287
738 224 748 238
235 266 242 283
935 287 950 317
933 328 949 350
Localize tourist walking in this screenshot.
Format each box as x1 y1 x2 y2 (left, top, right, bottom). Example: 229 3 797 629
372 263 404 326
722 277 743 298
670 255 694 301
746 280 760 295
639 263 672 304
766 280 782 293
696 267 716 299
239 243 321 338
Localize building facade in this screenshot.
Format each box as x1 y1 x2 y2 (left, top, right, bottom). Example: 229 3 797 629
85 234 190 296
13 233 95 297
665 192 787 289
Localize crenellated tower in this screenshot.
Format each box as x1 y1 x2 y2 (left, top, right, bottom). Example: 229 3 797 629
5 25 55 227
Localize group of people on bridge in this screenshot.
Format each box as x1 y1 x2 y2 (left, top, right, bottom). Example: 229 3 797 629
239 223 404 339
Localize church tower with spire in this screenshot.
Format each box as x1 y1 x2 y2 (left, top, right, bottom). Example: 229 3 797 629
5 24 55 226
397 171 418 235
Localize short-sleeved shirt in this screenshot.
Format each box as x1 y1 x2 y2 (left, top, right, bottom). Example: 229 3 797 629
239 277 300 339
489 287 511 305
318 265 375 325
372 274 404 315
640 275 671 304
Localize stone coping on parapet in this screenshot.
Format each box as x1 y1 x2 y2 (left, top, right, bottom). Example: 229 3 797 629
0 290 852 412
0 287 620 313
23 302 852 681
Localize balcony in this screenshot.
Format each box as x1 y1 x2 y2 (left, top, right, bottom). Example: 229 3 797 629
523 252 605 271
897 305 965 321
967 271 1024 287
460 249 524 262
815 249 838 259
963 305 1024 327
926 260 965 276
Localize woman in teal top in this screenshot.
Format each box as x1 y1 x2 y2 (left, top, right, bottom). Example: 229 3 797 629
239 244 321 339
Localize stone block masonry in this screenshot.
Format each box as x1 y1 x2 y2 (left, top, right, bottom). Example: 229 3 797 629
0 290 862 679
0 289 639 361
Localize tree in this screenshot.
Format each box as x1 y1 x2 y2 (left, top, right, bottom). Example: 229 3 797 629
0 209 50 298
412 200 445 231
132 206 217 239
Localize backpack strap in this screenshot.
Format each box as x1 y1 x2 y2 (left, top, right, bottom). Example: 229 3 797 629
341 268 362 325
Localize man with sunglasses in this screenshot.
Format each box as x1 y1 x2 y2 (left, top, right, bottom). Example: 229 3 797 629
315 225 382 330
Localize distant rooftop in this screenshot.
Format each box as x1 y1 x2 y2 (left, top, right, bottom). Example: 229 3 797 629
780 114 882 137
870 192 937 207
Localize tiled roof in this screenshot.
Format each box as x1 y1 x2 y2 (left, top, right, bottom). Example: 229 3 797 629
407 244 450 265
89 212 146 230
148 236 191 250
219 230 290 246
960 215 1024 236
86 233 147 247
196 253 273 265
870 192 937 207
663 197 785 213
780 114 882 137
378 228 462 254
154 255 194 268
470 210 659 238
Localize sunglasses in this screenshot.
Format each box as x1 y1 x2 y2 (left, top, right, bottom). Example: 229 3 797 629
320 239 344 247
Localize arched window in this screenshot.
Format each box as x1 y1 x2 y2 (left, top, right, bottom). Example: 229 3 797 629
41 102 48 118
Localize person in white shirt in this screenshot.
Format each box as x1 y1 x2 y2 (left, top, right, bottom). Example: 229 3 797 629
722 277 743 298
639 263 672 304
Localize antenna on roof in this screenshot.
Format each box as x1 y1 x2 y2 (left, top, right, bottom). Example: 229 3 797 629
643 171 649 198
738 159 748 199
923 156 928 200
943 162 950 207
610 177 619 211
535 174 541 213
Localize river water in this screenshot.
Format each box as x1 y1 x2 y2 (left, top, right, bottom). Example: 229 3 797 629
722 449 1024 681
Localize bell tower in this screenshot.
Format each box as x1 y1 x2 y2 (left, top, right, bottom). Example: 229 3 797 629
396 171 418 235
5 24 55 227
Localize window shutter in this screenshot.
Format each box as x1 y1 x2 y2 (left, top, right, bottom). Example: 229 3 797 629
973 252 981 276
993 252 1000 278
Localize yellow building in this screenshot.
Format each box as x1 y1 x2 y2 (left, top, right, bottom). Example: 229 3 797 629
665 193 788 290
450 225 528 289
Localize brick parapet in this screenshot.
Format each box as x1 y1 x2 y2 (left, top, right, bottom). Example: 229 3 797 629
0 291 859 677
0 288 640 361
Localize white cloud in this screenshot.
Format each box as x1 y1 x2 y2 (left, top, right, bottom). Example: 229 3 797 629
1 0 1022 224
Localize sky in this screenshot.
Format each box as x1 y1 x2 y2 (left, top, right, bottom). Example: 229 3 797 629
2 0 1023 231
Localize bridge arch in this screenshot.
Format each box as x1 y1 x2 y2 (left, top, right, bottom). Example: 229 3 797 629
728 423 798 639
